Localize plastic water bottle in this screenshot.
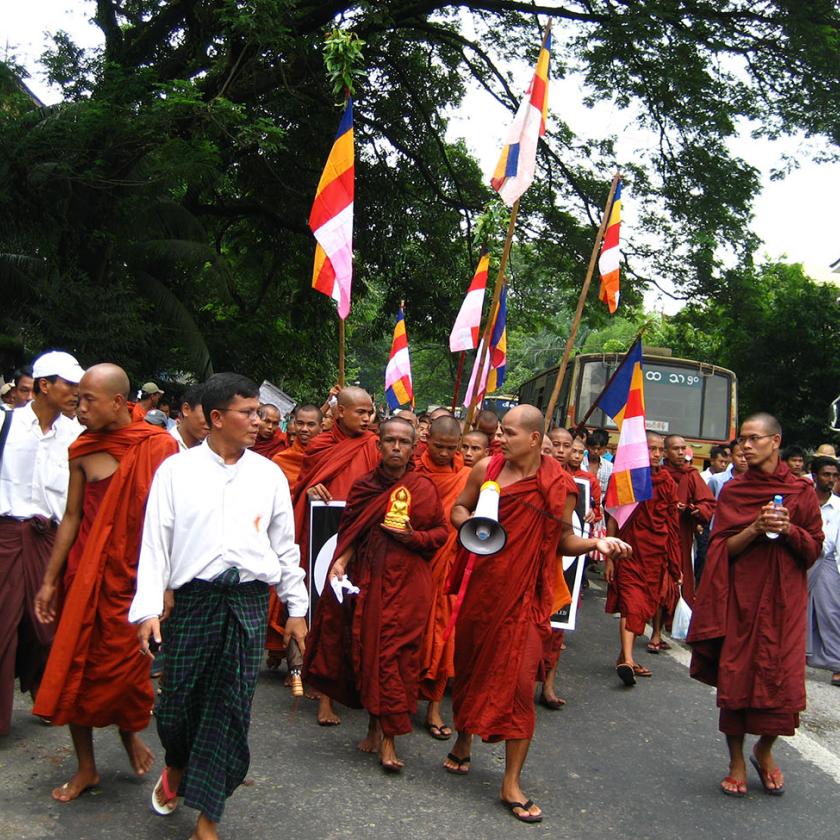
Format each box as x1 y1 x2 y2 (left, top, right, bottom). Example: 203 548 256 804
766 494 783 540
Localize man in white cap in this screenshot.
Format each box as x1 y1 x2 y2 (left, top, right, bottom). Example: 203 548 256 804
131 381 164 422
0 350 85 736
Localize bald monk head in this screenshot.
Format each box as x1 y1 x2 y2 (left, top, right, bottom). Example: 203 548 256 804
663 434 687 468
541 435 554 457
475 409 500 438
336 386 374 437
738 412 782 473
257 404 281 441
647 430 665 469
77 363 132 432
501 404 544 466
426 415 462 467
293 404 323 448
429 407 452 420
396 410 419 429
569 437 585 470
548 427 573 466
461 430 489 467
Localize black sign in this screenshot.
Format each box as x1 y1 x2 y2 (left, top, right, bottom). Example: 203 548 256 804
308 501 346 624
550 477 591 631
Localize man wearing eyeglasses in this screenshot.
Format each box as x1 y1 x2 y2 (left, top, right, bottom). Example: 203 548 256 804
133 372 308 838
689 413 823 798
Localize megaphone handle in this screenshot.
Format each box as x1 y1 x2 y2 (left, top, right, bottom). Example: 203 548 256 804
443 555 477 642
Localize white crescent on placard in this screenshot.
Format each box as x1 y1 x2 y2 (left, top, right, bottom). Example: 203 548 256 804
562 511 584 571
314 534 338 597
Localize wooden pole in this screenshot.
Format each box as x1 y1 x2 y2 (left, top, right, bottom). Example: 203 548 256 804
465 198 520 428
451 351 466 413
543 172 621 433
338 317 346 387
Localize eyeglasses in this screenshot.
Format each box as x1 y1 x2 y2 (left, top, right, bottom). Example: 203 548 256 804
219 408 260 419
735 434 775 446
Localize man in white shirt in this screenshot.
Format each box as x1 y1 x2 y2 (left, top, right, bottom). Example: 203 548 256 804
169 384 208 452
700 444 730 484
807 456 840 685
133 373 307 838
0 350 84 736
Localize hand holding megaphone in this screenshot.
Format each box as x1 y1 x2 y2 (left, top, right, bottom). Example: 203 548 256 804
458 480 508 556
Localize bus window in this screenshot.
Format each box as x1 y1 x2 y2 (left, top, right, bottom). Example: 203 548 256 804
577 360 612 428
643 364 704 437
701 373 730 440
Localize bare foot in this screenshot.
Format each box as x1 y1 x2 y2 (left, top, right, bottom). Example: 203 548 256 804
120 730 154 776
52 770 100 803
194 812 219 839
358 717 382 753
305 685 321 701
317 695 341 726
500 783 542 820
380 736 404 772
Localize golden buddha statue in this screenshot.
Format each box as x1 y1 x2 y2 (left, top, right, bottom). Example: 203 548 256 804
383 486 412 530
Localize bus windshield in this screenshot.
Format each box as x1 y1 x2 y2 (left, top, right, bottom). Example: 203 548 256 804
577 358 731 441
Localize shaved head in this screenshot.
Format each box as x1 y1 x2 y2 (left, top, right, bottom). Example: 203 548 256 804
549 427 572 444
646 430 664 444
82 363 130 399
429 415 461 438
743 412 782 437
397 410 419 429
506 404 545 436
338 386 372 408
429 407 452 420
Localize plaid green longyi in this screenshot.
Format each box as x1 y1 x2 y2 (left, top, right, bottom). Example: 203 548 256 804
156 568 269 823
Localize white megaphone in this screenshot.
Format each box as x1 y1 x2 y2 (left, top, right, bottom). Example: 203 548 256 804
458 480 508 556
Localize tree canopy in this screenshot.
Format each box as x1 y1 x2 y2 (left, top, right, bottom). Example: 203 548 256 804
1 1 838 402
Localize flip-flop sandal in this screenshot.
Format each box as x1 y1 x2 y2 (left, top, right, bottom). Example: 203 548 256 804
426 722 453 740
658 640 672 650
151 769 179 815
646 642 661 654
616 663 636 686
749 754 785 796
720 776 747 797
444 752 471 775
632 663 652 677
831 674 840 687
501 798 543 823
538 692 566 710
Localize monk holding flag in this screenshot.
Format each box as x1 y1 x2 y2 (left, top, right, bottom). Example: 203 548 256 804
605 431 681 685
33 364 178 802
293 386 379 724
445 405 631 823
416 415 470 739
304 417 447 772
689 413 823 797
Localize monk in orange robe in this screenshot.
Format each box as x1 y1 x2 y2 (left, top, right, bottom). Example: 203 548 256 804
689 413 823 797
461 430 489 468
446 406 631 822
266 403 323 664
33 364 177 802
475 409 501 455
605 431 681 685
416 416 470 739
249 403 287 459
293 386 379 725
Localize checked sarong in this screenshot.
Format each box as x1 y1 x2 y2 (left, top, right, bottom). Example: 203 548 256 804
156 568 269 822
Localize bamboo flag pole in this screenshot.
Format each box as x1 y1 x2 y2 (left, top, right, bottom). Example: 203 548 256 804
338 318 346 387
450 352 466 413
465 198 520 428
543 171 621 433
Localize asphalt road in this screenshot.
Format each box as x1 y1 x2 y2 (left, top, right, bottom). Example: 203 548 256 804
3 574 840 840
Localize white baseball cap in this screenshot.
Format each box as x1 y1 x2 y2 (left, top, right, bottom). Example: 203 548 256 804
32 351 86 384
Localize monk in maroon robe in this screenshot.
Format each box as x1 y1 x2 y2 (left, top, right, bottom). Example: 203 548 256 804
304 417 447 771
249 404 287 459
661 434 716 609
293 387 380 724
605 431 681 685
688 413 823 797
446 405 631 823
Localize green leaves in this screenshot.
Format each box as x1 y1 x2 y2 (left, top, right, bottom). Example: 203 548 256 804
323 28 366 99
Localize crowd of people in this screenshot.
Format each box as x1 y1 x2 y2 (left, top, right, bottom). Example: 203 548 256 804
0 350 836 836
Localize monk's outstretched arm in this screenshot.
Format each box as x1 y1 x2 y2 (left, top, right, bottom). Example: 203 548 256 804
558 496 632 560
34 459 85 624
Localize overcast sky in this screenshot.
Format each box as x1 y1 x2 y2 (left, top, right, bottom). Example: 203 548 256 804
5 1 838 312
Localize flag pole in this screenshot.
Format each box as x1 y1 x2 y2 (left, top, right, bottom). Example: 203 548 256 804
543 171 621 433
338 317 346 388
465 198 520 428
450 352 466 413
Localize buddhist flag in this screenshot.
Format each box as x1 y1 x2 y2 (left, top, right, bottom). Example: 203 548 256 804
490 31 551 206
309 98 354 320
598 180 622 313
598 339 651 527
450 249 489 353
464 286 507 406
385 306 414 410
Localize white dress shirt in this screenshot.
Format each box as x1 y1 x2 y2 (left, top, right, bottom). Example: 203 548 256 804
0 404 83 522
130 439 308 623
169 424 189 452
817 493 840 574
